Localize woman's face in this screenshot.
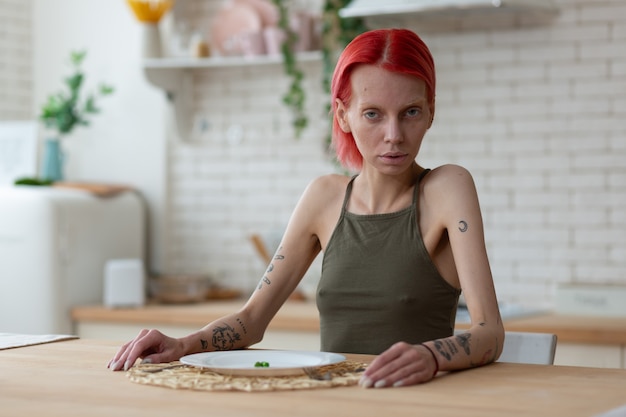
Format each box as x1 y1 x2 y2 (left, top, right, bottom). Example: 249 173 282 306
336 65 432 175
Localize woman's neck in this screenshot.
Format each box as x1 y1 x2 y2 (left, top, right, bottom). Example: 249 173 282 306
350 163 423 214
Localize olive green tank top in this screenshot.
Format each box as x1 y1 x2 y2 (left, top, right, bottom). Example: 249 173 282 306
316 170 461 354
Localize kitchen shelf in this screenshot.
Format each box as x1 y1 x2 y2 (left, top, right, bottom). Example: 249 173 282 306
341 0 559 31
142 51 322 140
144 50 321 70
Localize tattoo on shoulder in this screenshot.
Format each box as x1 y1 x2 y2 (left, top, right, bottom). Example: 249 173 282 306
212 323 241 351
458 220 468 233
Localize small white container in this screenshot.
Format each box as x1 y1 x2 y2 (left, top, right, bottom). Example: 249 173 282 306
104 259 146 308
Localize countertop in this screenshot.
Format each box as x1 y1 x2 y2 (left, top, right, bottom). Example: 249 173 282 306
72 300 321 331
2 339 626 417
72 300 626 345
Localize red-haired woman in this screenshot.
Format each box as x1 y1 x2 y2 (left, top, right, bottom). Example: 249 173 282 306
109 28 504 389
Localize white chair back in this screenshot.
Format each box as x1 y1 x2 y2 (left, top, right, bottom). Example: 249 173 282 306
454 330 558 365
498 331 557 365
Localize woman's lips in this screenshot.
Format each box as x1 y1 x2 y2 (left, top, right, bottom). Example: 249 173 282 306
380 152 408 164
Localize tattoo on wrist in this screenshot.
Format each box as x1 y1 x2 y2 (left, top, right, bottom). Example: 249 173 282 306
211 323 241 351
433 340 452 361
444 339 458 356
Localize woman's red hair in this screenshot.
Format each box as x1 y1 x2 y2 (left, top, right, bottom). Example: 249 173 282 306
330 28 436 171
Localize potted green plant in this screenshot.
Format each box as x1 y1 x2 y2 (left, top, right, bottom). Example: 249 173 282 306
38 50 114 182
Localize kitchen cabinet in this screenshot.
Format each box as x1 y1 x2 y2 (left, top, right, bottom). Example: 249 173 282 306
0 186 145 335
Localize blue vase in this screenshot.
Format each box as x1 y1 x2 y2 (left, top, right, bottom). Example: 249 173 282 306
41 138 64 181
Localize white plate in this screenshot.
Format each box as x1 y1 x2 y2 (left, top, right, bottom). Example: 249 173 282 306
180 350 346 377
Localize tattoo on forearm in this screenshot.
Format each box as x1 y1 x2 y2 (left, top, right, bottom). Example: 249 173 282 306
257 248 284 290
444 339 458 356
434 340 452 361
236 317 247 334
211 323 241 350
455 333 471 355
458 220 468 232
200 339 208 350
257 275 272 290
435 337 467 362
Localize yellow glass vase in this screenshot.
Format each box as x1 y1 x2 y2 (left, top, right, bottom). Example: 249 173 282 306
126 0 173 23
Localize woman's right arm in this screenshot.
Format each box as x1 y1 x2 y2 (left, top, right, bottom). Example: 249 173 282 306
108 175 338 371
107 307 264 371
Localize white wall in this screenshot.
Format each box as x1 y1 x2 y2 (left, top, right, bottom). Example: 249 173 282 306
166 0 626 307
31 0 168 272
415 0 626 307
0 0 31 119
3 0 624 309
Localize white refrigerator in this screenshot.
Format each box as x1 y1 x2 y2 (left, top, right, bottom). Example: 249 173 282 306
0 186 146 334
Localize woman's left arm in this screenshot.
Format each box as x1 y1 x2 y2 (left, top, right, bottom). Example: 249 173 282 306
359 165 504 388
425 164 504 371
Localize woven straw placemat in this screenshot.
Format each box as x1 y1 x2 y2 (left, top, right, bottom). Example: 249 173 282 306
127 360 367 392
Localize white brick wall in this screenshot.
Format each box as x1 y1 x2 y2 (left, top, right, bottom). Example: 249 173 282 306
0 0 32 120
166 0 626 308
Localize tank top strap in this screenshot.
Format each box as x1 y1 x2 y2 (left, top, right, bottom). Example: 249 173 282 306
341 175 358 212
412 168 431 204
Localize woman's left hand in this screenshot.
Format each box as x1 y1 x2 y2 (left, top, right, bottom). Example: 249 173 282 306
359 342 437 388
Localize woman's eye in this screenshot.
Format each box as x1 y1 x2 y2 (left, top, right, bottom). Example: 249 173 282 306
364 111 378 119
406 108 421 117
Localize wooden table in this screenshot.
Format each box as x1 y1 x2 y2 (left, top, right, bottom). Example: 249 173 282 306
2 339 626 417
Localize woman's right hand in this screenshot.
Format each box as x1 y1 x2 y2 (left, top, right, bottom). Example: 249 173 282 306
107 328 186 371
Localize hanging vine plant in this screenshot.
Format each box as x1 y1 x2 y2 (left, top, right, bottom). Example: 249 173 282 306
272 0 307 139
320 0 367 95
271 0 367 141
320 0 368 151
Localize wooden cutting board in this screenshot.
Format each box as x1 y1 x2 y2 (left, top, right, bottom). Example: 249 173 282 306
53 181 133 197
